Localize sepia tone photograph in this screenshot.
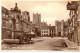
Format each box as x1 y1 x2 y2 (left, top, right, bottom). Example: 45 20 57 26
1 0 80 51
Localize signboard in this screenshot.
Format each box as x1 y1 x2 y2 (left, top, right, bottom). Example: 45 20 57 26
67 4 77 10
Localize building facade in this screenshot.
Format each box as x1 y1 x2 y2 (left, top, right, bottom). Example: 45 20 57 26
41 28 49 37
77 1 80 46
55 20 65 37
64 21 69 37
2 3 36 42
49 26 55 37
2 6 12 39
55 20 61 37
22 11 30 22
67 1 80 45
9 3 22 39
40 22 49 37
33 13 41 36
33 13 41 27
21 11 34 33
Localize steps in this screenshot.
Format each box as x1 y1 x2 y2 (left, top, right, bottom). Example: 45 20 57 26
2 39 20 43
64 38 79 50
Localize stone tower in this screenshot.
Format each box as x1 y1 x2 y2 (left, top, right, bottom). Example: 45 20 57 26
33 13 41 27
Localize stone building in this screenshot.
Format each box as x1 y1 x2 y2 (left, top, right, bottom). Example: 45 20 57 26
33 13 41 36
33 13 41 27
41 27 49 37
21 11 30 22
49 26 55 37
55 20 65 37
61 20 64 37
40 22 49 37
9 3 22 39
2 6 12 39
67 1 80 45
77 1 80 46
55 20 61 37
64 20 69 37
21 11 33 33
2 3 36 42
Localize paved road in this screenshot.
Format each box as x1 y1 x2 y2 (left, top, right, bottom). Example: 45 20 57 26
1 37 68 51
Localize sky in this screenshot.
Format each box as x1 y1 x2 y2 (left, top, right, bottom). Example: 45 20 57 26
2 0 71 26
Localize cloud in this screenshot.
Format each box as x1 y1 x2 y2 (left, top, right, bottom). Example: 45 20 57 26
31 2 69 25
2 1 70 26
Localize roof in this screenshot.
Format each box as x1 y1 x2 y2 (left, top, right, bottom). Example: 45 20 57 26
49 26 55 30
40 22 49 29
41 26 49 29
2 6 9 15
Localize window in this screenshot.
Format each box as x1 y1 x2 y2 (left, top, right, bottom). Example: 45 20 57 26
2 14 5 17
42 31 43 33
2 20 5 27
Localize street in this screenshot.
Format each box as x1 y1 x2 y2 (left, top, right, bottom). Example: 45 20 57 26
2 37 69 51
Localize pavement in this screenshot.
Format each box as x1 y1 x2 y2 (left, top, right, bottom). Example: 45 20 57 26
1 37 80 51
64 38 79 50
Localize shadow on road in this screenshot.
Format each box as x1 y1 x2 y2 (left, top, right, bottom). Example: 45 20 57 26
31 40 44 44
49 39 66 51
1 39 44 47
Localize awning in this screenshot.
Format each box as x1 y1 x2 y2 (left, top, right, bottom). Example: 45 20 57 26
30 32 35 34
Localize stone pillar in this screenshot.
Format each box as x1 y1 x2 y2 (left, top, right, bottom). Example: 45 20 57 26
61 20 64 37
55 21 58 37
12 31 14 39
12 19 16 39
